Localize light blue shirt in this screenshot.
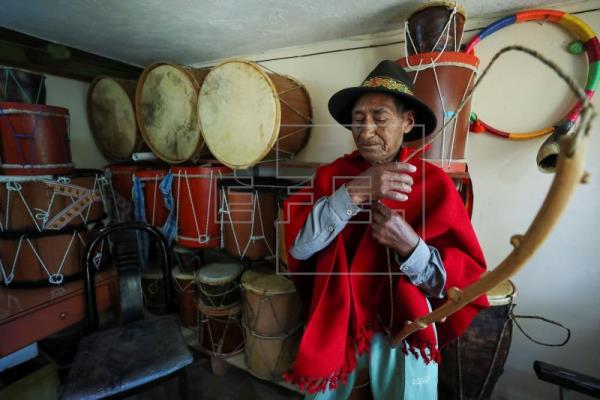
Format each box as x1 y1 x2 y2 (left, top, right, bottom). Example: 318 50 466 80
290 185 446 298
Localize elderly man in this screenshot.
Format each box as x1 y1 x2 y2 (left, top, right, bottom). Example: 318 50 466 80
282 60 488 399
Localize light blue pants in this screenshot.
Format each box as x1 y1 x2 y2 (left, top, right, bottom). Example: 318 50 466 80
305 333 437 400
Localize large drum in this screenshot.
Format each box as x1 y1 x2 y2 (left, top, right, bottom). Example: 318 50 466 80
406 1 467 55
197 301 244 357
0 170 107 232
132 168 170 228
195 262 242 309
172 165 229 248
397 52 479 172
87 77 145 162
104 164 145 222
198 60 312 169
172 267 198 328
0 67 46 104
135 63 210 163
0 227 89 286
439 280 518 400
241 269 303 380
221 181 278 260
0 102 73 175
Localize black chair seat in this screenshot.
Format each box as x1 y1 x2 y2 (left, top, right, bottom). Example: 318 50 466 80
62 315 193 400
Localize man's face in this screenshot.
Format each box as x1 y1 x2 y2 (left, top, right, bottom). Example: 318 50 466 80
351 93 415 164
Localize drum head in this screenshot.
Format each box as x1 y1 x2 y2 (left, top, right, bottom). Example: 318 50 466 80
198 60 280 169
137 64 202 163
171 266 195 280
141 269 164 280
195 262 242 285
88 78 137 160
487 280 517 306
241 269 296 295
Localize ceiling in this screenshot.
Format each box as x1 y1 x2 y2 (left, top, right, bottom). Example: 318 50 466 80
0 0 576 67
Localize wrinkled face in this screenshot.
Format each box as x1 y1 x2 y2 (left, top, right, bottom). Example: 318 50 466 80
351 93 415 164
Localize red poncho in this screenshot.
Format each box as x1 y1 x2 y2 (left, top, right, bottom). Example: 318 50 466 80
282 148 489 393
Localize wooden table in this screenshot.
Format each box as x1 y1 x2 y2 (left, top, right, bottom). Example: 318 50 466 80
0 270 118 357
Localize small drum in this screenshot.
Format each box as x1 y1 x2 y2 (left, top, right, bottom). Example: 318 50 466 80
406 1 467 55
0 227 90 286
397 52 479 173
141 269 165 311
0 170 107 232
172 165 229 248
172 267 198 328
439 280 518 400
105 164 145 222
0 67 46 104
195 262 242 308
221 182 278 260
198 60 312 169
197 301 244 357
172 245 201 274
132 168 169 228
87 77 145 161
135 62 210 163
0 102 73 175
241 269 303 380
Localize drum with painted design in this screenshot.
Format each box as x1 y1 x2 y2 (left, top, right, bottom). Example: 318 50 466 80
439 280 517 400
141 269 165 312
0 67 46 104
195 262 242 309
172 244 201 274
197 301 244 357
87 77 145 162
172 165 229 248
241 268 302 380
198 60 312 169
0 102 73 175
132 168 170 228
135 62 210 163
397 52 479 173
0 170 107 232
172 267 198 328
406 1 467 55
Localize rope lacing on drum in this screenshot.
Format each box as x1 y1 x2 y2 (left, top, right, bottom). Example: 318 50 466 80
2 69 46 104
175 169 217 245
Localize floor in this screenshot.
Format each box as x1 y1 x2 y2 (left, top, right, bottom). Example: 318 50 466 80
125 353 303 400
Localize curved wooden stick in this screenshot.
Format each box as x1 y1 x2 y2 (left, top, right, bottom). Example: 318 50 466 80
392 133 589 346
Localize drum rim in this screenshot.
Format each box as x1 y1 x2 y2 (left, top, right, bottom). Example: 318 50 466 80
487 279 518 306
408 1 467 20
197 300 242 315
0 168 104 182
171 164 231 178
198 59 282 170
240 270 297 295
135 62 206 164
171 266 195 280
397 51 480 68
87 76 140 161
195 262 242 285
141 269 165 279
0 101 69 115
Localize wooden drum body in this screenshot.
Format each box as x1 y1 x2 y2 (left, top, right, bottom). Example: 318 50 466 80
198 60 312 169
172 267 198 328
172 165 229 248
105 164 145 222
88 77 145 161
406 1 466 55
132 168 169 228
0 67 46 104
397 52 479 172
195 262 242 309
439 280 517 400
197 302 244 357
0 102 73 175
136 63 209 163
241 269 303 380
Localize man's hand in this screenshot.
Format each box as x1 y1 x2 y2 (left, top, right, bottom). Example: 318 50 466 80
371 202 419 258
346 161 416 205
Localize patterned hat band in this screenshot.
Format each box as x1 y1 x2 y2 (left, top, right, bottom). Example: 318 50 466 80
361 76 414 96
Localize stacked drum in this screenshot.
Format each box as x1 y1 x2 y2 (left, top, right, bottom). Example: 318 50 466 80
0 67 108 287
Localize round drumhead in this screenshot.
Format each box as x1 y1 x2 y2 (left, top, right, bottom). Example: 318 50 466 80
171 266 195 280
141 269 164 280
487 280 517 306
138 64 201 163
195 262 242 285
198 60 280 169
241 269 296 295
89 78 137 160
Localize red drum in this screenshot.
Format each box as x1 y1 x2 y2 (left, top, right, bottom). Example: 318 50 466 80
105 164 144 222
132 168 169 227
221 185 278 261
0 67 46 104
0 170 107 232
172 267 198 328
406 1 467 55
197 301 244 357
0 102 73 175
0 227 91 286
397 52 479 173
172 165 230 248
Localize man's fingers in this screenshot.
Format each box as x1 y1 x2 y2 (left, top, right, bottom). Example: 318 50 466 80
382 190 408 202
388 181 412 194
383 161 417 173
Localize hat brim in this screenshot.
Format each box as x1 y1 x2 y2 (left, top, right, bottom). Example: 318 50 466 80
328 86 437 142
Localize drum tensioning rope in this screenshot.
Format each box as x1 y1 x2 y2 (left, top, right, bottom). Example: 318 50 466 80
465 9 600 140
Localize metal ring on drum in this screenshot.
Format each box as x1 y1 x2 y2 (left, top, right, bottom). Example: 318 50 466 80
198 59 312 169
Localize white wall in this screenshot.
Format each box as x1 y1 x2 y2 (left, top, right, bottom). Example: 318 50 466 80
235 5 599 400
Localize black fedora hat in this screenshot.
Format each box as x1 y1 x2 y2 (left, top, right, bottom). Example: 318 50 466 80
328 60 437 141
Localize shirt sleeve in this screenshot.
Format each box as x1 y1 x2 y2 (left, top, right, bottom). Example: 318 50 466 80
290 185 361 260
395 239 447 298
